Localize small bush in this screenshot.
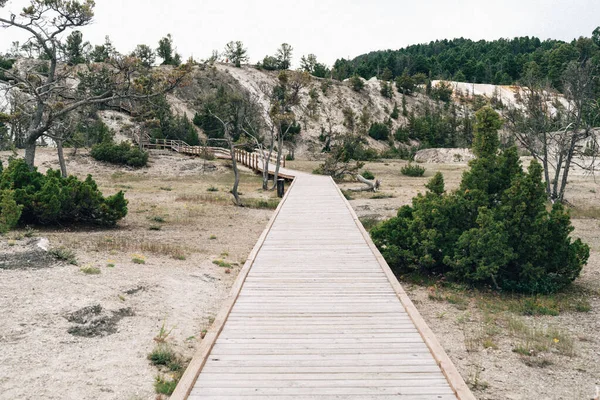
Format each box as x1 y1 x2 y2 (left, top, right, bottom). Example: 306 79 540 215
49 247 78 265
368 123 390 141
90 141 149 167
394 127 410 143
401 163 426 177
361 170 375 180
148 345 175 366
390 103 400 120
80 266 101 275
0 159 127 227
349 74 364 92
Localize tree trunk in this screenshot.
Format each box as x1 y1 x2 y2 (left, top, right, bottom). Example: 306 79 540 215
229 140 241 206
557 135 579 202
262 152 270 190
24 140 36 168
57 139 67 177
263 137 275 190
541 132 552 199
270 133 284 190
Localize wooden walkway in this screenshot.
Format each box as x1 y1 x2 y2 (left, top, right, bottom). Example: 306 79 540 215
172 173 474 400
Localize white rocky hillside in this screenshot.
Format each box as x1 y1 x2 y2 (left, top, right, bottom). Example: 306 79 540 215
432 80 570 113
165 64 570 158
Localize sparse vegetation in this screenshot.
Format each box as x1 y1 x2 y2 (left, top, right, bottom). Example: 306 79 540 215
244 198 280 210
359 217 379 232
49 247 78 265
95 236 187 260
212 259 232 268
154 375 178 395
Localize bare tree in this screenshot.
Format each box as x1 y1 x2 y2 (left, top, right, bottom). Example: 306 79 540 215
209 111 242 205
0 0 190 168
506 60 599 202
205 88 262 205
241 115 274 190
267 70 309 188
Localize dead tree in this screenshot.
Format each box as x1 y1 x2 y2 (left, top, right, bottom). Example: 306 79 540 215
348 175 381 192
506 60 599 202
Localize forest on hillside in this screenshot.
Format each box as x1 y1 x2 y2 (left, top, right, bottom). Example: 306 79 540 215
332 30 600 91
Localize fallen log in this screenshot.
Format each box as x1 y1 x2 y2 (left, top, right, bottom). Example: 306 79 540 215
348 174 380 192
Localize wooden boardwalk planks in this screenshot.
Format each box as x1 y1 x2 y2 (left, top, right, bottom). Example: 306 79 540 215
173 174 474 400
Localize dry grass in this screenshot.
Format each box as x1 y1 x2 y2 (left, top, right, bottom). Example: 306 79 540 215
569 206 600 219
507 316 576 357
95 236 188 260
176 193 230 204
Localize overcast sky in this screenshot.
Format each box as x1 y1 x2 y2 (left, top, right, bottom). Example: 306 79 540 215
1 0 599 67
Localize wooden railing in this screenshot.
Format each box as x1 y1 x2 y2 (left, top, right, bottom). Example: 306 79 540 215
130 132 285 172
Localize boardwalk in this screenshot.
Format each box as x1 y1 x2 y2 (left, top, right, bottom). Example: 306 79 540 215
173 173 474 400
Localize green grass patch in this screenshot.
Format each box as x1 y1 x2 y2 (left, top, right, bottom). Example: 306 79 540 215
370 192 394 199
148 345 175 366
244 198 280 210
132 254 146 264
80 266 101 275
154 375 178 395
213 259 232 268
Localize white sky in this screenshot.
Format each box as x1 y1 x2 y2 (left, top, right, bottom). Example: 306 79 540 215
1 0 599 67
